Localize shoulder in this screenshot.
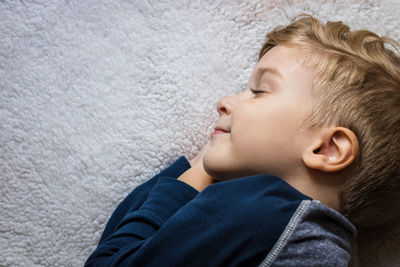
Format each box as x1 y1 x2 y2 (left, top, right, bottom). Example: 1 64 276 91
260 200 357 267
200 174 312 224
199 174 310 218
188 175 312 263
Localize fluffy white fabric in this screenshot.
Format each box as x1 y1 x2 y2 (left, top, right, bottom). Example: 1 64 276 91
1 0 399 266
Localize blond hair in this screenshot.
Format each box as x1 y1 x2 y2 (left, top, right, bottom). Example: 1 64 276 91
259 14 400 228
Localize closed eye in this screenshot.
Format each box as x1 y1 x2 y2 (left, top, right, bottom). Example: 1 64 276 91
250 88 265 95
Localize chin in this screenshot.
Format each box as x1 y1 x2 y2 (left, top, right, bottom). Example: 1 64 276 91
203 155 227 181
203 146 249 181
203 157 241 181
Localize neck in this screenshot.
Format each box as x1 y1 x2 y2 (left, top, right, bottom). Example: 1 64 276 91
283 169 343 212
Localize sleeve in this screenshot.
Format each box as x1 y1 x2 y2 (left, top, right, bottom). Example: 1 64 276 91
93 156 192 246
85 176 198 267
85 174 303 267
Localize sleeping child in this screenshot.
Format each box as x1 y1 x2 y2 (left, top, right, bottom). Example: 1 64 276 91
85 14 400 266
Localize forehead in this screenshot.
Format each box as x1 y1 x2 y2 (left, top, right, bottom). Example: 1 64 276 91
256 45 309 73
251 45 314 84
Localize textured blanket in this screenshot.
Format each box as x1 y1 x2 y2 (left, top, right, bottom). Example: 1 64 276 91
1 0 399 266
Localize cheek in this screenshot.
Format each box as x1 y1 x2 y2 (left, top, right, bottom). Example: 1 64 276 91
231 103 270 151
232 100 302 149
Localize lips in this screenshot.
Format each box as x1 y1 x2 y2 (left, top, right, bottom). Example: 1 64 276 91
213 129 227 135
215 127 229 133
211 126 230 136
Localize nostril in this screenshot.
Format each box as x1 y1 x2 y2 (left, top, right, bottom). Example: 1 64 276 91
313 148 321 154
217 97 232 115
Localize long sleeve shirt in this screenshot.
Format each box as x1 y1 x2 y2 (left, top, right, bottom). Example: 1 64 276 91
85 156 356 267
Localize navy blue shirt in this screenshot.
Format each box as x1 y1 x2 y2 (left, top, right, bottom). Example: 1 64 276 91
85 156 312 267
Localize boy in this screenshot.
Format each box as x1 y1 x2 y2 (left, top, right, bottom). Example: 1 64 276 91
85 14 400 266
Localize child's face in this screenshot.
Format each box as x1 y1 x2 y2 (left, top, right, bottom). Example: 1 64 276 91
204 45 316 181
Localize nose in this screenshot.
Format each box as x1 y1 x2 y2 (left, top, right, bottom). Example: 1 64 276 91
216 95 234 115
217 89 250 115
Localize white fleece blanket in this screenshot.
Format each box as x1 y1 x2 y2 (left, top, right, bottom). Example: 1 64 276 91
1 0 400 266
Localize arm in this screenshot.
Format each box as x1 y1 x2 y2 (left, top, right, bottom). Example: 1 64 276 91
97 155 193 244
86 142 216 266
85 176 199 267
85 174 302 267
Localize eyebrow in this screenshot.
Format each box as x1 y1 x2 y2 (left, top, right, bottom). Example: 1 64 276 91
254 67 284 80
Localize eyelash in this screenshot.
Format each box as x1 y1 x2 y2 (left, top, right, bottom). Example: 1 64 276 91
250 88 265 95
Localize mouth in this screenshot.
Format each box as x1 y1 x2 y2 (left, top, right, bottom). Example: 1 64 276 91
211 127 230 136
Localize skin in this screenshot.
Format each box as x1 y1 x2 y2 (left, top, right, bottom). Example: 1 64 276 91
178 45 359 212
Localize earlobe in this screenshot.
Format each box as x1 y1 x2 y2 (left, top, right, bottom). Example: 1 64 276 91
303 127 359 172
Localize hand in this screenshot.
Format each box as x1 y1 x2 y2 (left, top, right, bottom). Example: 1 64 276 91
179 140 215 192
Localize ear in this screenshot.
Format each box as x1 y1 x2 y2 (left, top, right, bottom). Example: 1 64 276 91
303 127 359 172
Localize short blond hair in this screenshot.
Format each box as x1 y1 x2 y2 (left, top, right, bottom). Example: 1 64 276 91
259 14 400 228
